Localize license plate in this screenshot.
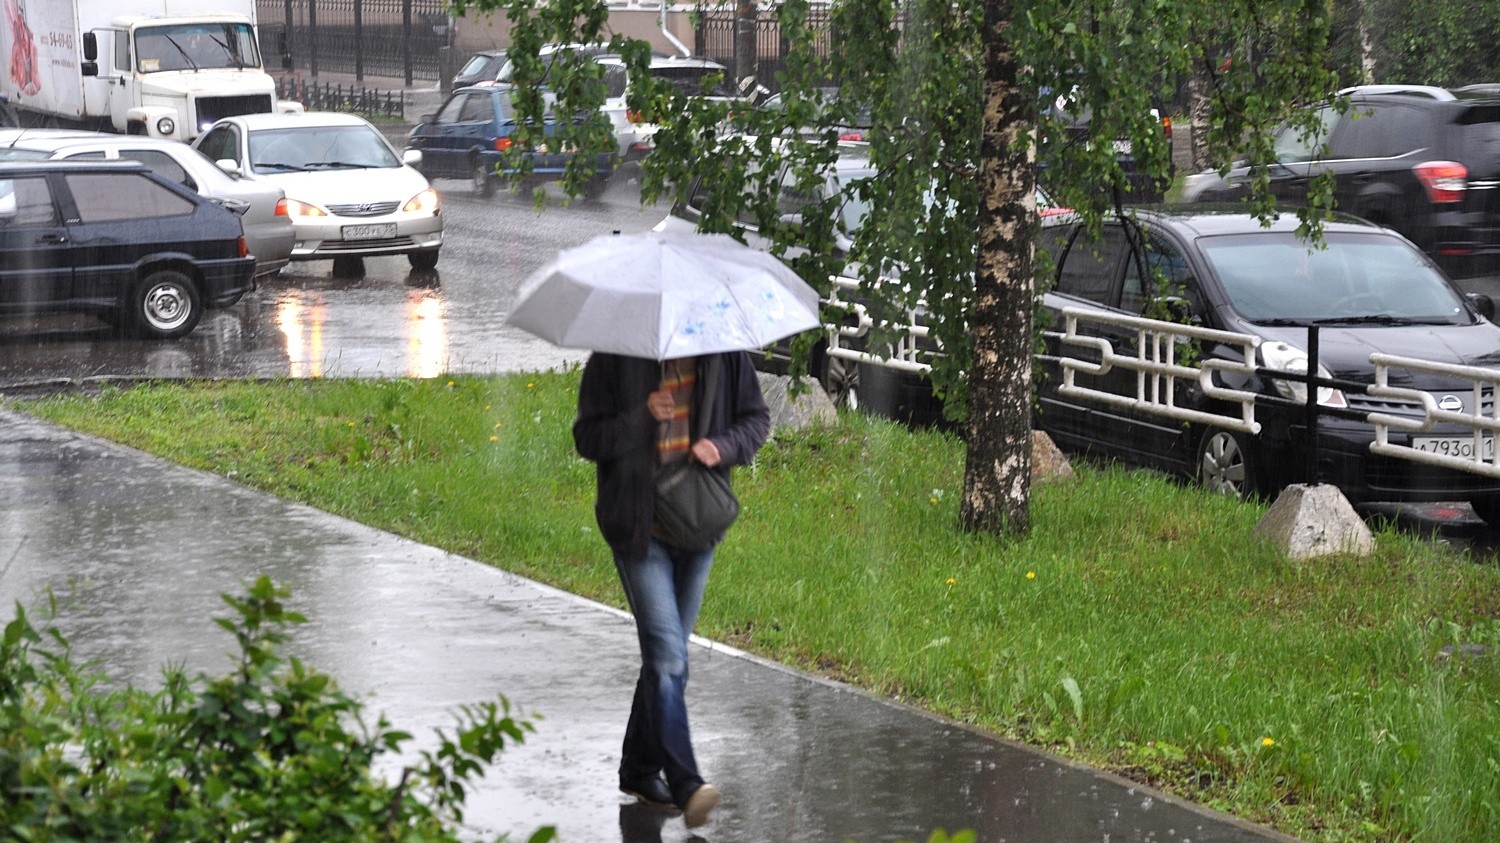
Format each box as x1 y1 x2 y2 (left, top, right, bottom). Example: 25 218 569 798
1412 436 1496 460
342 223 396 241
1112 139 1133 155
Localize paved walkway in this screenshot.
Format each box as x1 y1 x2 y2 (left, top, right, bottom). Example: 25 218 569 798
0 408 1299 842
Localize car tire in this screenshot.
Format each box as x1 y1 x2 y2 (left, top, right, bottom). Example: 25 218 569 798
471 159 495 198
1197 428 1260 499
820 352 860 410
128 269 202 340
408 249 439 271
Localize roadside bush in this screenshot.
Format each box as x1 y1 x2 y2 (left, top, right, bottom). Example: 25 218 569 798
0 576 553 843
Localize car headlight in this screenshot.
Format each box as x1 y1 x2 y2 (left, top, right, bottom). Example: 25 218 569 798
156 117 175 136
1260 341 1347 408
403 188 440 214
284 198 328 218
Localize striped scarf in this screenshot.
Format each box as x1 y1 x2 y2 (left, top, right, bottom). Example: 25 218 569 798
658 357 696 465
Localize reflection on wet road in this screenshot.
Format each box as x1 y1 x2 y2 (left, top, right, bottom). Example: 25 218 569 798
0 179 662 384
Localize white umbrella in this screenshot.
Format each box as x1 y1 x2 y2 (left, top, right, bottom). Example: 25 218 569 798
504 230 823 360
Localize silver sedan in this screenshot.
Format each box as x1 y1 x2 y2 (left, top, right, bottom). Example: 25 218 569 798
0 130 295 279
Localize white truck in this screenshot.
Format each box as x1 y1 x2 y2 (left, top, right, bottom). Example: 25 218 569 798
1 0 299 141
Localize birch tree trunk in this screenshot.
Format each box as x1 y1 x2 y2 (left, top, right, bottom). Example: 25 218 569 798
962 0 1034 534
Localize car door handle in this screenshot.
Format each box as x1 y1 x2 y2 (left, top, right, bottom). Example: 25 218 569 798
36 234 67 245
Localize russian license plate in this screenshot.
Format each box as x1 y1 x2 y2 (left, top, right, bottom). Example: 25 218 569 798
342 223 396 241
1412 436 1496 460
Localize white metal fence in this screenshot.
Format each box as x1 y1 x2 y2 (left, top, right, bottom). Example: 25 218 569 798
837 301 1500 481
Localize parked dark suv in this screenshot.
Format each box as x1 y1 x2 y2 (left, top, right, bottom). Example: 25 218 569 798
0 160 254 339
1192 86 1500 280
1037 207 1500 523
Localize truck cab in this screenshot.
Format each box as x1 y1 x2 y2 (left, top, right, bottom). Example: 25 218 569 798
82 14 299 140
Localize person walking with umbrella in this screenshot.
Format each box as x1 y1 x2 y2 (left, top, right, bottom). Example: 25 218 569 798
573 350 769 827
507 230 819 829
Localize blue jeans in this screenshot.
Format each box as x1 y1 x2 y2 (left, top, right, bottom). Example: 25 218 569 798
614 537 715 805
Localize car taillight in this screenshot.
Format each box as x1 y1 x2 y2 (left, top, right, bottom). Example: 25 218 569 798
1415 160 1467 203
838 130 865 142
495 137 513 152
1161 115 1173 140
238 236 248 258
274 198 288 217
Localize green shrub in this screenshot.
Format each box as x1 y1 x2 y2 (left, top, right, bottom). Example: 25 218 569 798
0 576 554 843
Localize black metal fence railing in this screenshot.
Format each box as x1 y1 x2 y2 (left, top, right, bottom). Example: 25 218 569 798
277 78 405 120
693 4 834 94
258 0 448 85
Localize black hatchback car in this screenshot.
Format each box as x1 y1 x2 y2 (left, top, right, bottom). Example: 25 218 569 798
1191 87 1500 280
1038 207 1500 524
0 160 254 339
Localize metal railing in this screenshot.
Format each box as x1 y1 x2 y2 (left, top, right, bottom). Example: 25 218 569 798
1367 354 1500 479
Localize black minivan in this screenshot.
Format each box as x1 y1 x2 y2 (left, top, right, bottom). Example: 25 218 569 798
0 160 254 339
1037 207 1500 524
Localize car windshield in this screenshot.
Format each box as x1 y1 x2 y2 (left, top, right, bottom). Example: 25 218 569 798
1198 231 1470 324
135 23 261 73
247 125 401 173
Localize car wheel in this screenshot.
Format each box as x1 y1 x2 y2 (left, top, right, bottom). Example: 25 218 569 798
332 256 366 278
408 249 439 271
1470 497 1500 529
471 159 495 197
129 269 202 340
1197 428 1259 499
820 353 860 410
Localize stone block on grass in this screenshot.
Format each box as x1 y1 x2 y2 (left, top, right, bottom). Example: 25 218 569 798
758 373 837 432
1031 429 1076 483
1252 483 1375 559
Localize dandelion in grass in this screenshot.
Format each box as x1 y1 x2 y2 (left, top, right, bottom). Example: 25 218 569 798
930 488 944 506
447 380 456 388
527 381 536 389
946 577 956 587
1261 737 1275 748
1026 570 1036 580
489 435 499 442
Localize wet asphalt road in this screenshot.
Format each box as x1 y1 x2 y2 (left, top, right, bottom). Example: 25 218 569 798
0 172 663 385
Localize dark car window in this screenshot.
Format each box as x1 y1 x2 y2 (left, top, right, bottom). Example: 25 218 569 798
1337 104 1434 159
196 126 239 165
603 64 627 99
1055 225 1127 306
0 177 57 226
119 149 196 189
1121 234 1192 315
66 172 195 222
59 151 106 160
458 92 495 123
1274 105 1338 163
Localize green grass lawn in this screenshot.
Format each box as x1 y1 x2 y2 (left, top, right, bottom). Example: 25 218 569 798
11 372 1500 843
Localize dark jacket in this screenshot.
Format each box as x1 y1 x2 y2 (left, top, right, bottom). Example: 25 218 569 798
573 351 771 562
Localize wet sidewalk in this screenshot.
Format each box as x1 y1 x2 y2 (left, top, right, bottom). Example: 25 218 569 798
0 408 1298 843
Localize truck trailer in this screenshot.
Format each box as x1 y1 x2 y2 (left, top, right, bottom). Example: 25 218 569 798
1 0 299 141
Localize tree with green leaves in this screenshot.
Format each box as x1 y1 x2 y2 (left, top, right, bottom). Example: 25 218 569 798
456 0 1339 535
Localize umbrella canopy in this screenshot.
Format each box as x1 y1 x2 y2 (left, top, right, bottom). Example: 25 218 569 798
504 230 823 360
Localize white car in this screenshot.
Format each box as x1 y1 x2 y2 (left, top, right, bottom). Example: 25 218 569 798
192 112 442 272
0 129 294 279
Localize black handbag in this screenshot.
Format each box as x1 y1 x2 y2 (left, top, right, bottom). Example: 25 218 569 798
653 357 740 551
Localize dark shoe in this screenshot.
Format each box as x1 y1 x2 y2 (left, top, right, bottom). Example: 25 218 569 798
620 774 676 808
681 782 721 829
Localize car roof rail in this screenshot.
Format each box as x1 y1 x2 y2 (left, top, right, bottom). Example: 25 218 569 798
1337 84 1456 100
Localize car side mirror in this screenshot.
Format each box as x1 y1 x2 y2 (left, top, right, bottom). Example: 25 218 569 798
420 113 436 124
402 148 423 167
1467 292 1496 320
214 159 243 178
82 32 97 62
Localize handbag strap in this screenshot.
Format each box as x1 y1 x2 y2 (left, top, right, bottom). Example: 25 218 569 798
695 355 722 441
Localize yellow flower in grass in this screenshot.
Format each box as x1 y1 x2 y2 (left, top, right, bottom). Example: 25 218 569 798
1261 736 1275 748
447 380 455 388
489 435 499 442
527 381 536 389
1026 570 1036 580
946 577 956 587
